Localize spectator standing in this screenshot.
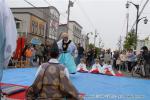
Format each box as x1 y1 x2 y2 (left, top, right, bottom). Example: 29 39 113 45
127 49 137 72
141 46 150 78
120 50 128 71
104 49 111 64
76 43 84 65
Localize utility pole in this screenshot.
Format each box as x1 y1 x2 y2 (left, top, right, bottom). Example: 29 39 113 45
98 36 102 49
126 12 129 37
94 29 98 48
67 0 74 33
135 4 139 50
118 36 122 52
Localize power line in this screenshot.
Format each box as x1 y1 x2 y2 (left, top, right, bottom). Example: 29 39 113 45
143 12 150 14
76 0 95 29
140 0 145 6
23 0 76 40
121 15 127 36
44 0 51 6
42 0 67 18
74 0 78 3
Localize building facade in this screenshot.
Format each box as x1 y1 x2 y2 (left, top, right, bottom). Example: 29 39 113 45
81 34 89 49
137 37 150 50
11 6 60 45
58 21 82 45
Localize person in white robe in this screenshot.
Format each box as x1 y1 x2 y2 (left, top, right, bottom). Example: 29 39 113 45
0 0 17 98
103 61 116 76
77 58 88 72
0 0 17 80
90 59 104 73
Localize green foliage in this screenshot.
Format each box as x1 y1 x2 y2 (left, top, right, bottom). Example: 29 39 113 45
123 32 137 50
87 44 101 58
88 43 94 49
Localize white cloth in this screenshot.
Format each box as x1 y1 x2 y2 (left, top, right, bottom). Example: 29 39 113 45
120 54 127 62
77 63 88 71
90 64 104 73
0 0 17 81
104 53 111 63
0 0 17 67
103 64 115 75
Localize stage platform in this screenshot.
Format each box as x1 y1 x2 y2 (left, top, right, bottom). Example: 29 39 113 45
2 68 150 100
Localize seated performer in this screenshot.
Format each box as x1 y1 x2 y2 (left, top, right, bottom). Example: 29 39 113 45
103 61 116 76
26 41 82 100
77 58 88 72
57 33 77 74
90 59 103 74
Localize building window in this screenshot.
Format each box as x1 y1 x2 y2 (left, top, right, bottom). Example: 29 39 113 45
39 25 45 36
32 21 35 33
16 22 20 29
35 22 38 34
42 25 45 36
32 21 38 34
39 24 42 35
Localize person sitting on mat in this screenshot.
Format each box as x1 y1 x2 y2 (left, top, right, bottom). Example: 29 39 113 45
90 59 103 74
77 58 88 72
26 41 82 100
103 61 116 76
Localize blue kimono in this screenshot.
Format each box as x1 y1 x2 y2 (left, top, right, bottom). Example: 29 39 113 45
57 39 77 74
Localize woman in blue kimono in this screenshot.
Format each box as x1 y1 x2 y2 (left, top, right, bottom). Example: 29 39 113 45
57 33 77 74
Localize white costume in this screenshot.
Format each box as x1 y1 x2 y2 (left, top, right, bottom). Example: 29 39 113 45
103 64 116 75
90 64 104 73
0 0 17 81
77 63 88 72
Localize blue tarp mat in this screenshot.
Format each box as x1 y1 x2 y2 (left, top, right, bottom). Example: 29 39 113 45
2 68 150 100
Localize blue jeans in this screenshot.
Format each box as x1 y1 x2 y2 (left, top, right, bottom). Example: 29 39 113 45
76 54 83 65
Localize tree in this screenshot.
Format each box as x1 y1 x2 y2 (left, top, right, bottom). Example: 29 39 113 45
87 43 101 58
88 43 94 49
123 32 137 50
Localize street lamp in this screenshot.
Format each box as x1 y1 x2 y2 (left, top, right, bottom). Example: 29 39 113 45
126 1 139 50
138 17 148 24
144 17 148 24
126 1 148 50
87 32 93 37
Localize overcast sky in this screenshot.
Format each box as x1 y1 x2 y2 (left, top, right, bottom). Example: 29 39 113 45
7 0 150 50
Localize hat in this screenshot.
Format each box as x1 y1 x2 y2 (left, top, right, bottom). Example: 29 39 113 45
50 40 59 54
80 58 85 62
95 59 99 62
62 32 69 38
141 46 148 51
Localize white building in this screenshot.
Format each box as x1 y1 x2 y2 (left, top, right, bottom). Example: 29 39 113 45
137 37 150 50
58 21 89 49
58 21 82 45
11 6 60 45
